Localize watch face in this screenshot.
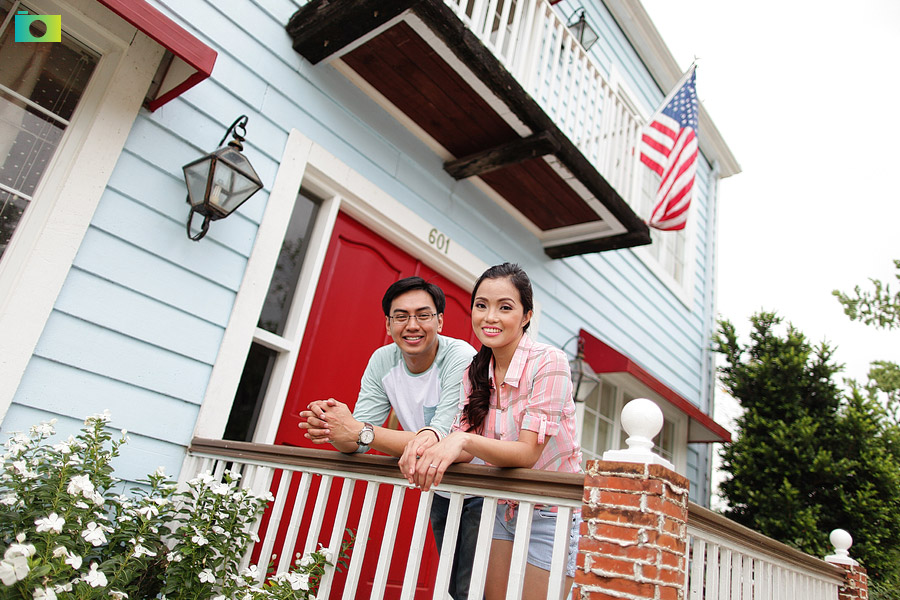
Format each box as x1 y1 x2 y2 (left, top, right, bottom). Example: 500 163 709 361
359 426 375 445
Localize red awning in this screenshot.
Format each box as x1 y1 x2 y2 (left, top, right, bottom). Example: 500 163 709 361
97 0 217 111
579 329 731 443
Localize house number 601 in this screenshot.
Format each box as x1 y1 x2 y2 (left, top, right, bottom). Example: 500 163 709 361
428 228 451 254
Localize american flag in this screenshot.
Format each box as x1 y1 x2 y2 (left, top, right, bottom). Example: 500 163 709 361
640 67 699 231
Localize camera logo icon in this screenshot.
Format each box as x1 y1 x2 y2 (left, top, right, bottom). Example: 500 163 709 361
14 10 62 43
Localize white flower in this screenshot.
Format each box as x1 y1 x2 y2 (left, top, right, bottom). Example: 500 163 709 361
298 554 315 567
198 568 215 583
81 522 107 546
65 553 83 570
52 546 68 559
53 583 72 593
286 571 310 591
136 504 159 519
155 466 166 477
0 555 29 585
191 532 208 546
210 482 231 496
74 501 89 510
35 513 65 534
318 544 333 562
1 493 19 506
108 592 128 599
166 551 183 562
67 474 95 499
30 420 56 436
241 565 260 580
132 544 156 559
84 410 112 425
6 542 36 559
52 440 72 454
83 563 108 587
33 586 57 600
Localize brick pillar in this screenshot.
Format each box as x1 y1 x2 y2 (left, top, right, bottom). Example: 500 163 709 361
833 564 868 600
575 460 690 600
825 529 868 600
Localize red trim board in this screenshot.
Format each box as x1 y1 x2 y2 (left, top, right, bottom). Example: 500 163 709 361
579 329 731 443
96 0 217 111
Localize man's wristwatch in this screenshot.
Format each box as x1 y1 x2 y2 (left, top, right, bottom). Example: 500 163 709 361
357 422 375 451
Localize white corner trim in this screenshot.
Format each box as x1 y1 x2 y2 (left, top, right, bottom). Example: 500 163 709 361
0 27 164 424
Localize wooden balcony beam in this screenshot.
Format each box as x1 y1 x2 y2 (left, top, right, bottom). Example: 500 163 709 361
443 131 560 180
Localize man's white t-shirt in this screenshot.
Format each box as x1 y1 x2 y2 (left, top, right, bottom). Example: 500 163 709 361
352 335 476 435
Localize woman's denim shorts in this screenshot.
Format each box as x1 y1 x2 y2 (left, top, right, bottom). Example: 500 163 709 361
491 503 580 577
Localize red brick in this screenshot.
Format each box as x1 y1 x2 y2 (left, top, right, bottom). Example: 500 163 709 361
577 538 657 562
587 460 648 476
575 572 655 598
648 463 689 487
591 522 641 544
577 591 634 600
584 474 664 495
662 515 685 535
592 556 638 577
644 530 685 553
659 549 684 569
658 585 680 600
645 496 688 520
597 490 643 508
582 506 657 527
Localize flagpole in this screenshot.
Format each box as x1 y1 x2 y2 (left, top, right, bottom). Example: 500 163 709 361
645 61 697 123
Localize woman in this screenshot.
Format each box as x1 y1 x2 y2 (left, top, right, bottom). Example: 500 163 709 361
400 263 581 600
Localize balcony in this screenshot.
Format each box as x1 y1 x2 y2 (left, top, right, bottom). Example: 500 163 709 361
184 437 848 599
286 0 653 258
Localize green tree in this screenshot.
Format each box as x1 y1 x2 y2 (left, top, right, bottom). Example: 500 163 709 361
715 312 900 587
833 258 900 330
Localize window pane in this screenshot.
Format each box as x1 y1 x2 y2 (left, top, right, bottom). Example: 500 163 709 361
600 382 616 419
0 3 99 261
257 190 320 335
581 409 596 455
224 342 278 442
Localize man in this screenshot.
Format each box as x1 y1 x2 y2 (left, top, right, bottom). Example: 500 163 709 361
300 276 480 599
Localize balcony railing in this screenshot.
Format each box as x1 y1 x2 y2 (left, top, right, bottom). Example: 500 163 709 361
184 437 850 600
184 438 583 600
443 0 643 205
686 503 845 599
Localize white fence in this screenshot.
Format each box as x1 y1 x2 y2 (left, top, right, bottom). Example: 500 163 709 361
442 0 643 203
686 504 845 600
184 438 583 600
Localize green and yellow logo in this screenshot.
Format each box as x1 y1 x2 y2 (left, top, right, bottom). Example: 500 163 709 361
14 10 61 42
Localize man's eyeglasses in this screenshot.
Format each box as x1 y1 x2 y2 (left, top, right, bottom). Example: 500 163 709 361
389 312 436 324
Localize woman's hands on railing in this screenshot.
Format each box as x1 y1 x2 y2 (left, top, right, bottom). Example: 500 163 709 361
401 432 471 491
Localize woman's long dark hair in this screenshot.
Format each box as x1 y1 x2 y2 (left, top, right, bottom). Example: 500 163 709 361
462 263 534 433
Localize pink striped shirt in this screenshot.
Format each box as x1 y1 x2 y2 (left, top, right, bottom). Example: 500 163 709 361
453 334 582 474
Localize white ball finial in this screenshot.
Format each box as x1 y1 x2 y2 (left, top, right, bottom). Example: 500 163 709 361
602 398 673 469
824 529 858 566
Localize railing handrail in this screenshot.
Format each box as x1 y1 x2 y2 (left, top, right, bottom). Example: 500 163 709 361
189 437 584 502
688 501 845 583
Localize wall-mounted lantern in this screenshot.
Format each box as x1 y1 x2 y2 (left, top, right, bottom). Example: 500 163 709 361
567 9 599 52
569 335 600 402
182 115 263 241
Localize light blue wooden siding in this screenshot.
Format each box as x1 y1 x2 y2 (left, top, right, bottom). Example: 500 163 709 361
3 0 719 493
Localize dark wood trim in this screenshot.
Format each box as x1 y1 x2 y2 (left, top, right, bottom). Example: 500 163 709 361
688 502 845 580
286 0 422 64
544 229 652 259
444 131 560 179
190 438 585 502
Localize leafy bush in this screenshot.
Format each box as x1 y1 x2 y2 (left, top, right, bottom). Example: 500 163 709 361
0 412 344 599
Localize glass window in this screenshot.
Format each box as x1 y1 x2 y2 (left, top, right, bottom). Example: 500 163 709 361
257 192 319 335
636 166 686 286
225 189 321 441
0 0 99 260
581 380 618 465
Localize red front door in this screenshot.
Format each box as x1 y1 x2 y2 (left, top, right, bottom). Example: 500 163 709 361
272 211 477 598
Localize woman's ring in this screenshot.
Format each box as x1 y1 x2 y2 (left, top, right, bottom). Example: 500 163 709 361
428 464 438 469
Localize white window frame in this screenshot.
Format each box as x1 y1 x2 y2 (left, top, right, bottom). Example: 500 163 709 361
576 371 688 474
191 129 498 445
0 0 165 423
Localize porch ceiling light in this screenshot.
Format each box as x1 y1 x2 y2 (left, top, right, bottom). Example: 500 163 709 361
569 335 600 402
567 9 598 52
183 114 263 241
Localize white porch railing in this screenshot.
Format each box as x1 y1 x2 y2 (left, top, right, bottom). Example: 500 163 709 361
442 0 643 204
686 503 845 600
184 438 583 600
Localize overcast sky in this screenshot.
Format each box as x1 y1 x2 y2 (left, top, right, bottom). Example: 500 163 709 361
641 1 900 394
